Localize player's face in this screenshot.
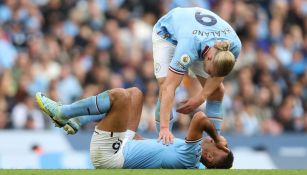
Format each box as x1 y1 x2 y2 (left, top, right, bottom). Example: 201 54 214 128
201 138 228 166
203 48 217 76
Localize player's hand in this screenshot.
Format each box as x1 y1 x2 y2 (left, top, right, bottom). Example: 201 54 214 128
158 127 174 145
176 97 203 114
215 135 229 153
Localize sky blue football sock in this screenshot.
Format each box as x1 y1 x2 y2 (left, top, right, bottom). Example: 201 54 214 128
205 100 223 134
77 114 106 126
61 91 111 119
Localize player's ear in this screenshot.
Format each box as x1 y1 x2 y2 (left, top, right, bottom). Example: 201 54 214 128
204 47 215 61
204 152 214 163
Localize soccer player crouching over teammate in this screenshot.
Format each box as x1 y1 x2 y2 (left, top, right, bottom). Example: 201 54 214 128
152 7 242 144
36 87 233 169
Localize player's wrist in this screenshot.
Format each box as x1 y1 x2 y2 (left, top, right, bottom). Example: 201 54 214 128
196 91 207 102
160 121 170 129
160 126 170 131
199 93 208 102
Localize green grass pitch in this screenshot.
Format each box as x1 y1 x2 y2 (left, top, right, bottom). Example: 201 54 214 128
0 170 306 175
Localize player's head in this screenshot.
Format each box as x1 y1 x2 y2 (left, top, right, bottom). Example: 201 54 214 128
200 137 234 169
203 41 235 77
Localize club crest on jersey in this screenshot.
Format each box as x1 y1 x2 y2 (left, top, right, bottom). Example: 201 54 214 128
180 54 191 66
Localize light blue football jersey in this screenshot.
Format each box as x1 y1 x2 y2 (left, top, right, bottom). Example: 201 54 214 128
123 138 202 169
153 7 242 75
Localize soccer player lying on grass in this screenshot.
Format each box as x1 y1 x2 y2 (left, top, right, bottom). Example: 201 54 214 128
36 87 233 169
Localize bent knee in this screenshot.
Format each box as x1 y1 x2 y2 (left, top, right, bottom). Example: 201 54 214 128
109 88 130 102
127 87 143 99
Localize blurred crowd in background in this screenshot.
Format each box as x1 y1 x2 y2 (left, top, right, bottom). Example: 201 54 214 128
0 0 306 136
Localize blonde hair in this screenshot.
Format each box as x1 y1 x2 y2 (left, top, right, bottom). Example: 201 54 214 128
213 41 236 77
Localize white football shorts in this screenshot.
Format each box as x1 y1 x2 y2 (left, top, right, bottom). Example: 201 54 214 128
152 30 209 79
90 127 134 169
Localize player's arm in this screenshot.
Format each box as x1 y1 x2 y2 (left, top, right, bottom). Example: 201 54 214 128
199 76 224 101
159 70 184 144
186 111 229 152
186 111 219 142
177 76 224 114
159 37 197 144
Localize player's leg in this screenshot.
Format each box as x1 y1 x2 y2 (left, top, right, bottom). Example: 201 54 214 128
36 89 111 127
63 87 144 135
91 88 132 169
152 30 175 132
122 87 144 140
77 114 105 124
95 87 144 132
196 76 224 134
85 87 143 138
125 87 143 132
63 114 105 134
91 87 143 164
94 88 131 132
189 61 224 133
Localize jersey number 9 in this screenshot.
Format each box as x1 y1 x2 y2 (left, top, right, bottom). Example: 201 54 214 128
195 12 217 26
112 138 123 154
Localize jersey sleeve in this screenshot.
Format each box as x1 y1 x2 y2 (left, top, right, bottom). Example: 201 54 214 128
230 40 242 59
169 37 199 75
198 162 206 169
175 139 202 169
161 139 202 169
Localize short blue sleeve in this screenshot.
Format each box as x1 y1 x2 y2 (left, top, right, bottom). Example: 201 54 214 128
198 162 206 169
230 40 242 59
175 139 202 169
169 38 199 75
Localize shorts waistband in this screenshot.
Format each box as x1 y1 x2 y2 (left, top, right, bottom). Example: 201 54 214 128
94 127 126 138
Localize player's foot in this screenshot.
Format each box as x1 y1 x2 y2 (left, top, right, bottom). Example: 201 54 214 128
63 118 81 135
36 92 68 127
